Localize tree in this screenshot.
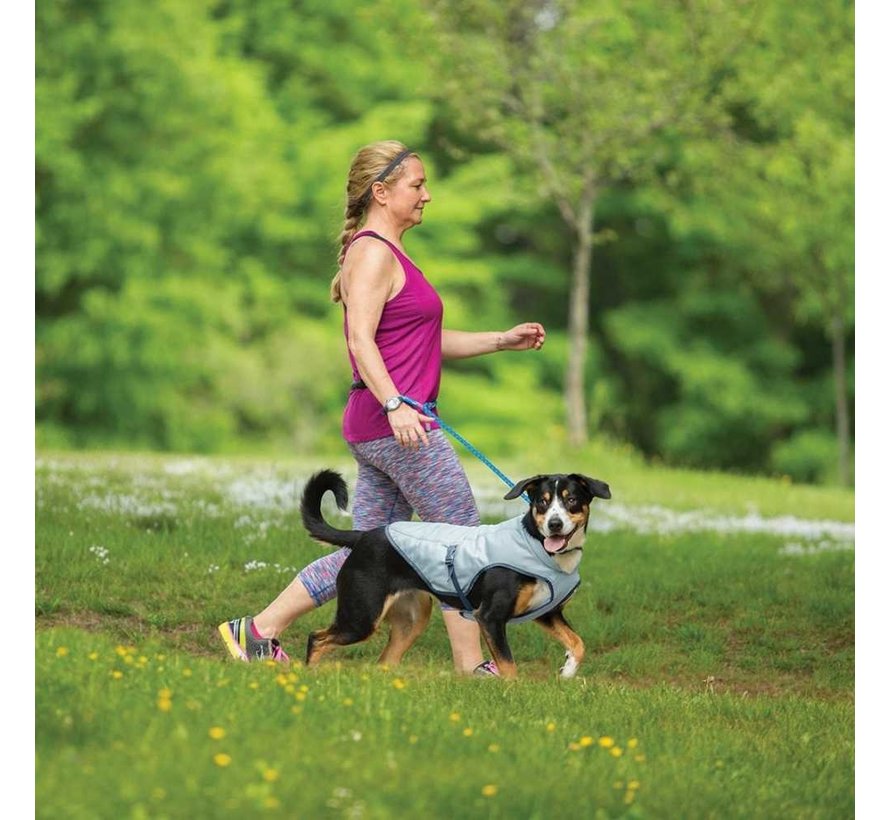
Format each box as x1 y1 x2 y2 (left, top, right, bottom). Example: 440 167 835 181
424 0 745 445
666 0 854 483
36 0 298 448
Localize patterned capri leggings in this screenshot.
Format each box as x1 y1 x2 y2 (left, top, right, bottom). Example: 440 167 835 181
297 430 480 605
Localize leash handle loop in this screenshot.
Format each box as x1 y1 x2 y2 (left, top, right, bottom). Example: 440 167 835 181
399 395 530 504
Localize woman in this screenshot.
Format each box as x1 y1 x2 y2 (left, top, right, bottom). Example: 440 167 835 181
219 140 545 674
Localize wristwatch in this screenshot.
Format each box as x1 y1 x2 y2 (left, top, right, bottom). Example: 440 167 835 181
383 396 403 413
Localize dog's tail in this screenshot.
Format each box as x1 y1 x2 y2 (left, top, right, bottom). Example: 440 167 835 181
299 469 364 549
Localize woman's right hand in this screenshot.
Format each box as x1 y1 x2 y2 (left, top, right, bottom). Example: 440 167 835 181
387 403 436 449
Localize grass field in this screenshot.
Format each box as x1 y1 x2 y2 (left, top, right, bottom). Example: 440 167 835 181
35 451 855 818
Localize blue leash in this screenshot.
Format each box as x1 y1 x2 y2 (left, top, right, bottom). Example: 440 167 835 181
398 395 529 504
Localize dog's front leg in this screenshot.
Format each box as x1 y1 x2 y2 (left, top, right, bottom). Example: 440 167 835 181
535 609 585 678
476 610 517 679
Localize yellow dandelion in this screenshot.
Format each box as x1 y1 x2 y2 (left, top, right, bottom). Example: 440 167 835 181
291 706 302 715
628 780 641 791
287 672 298 683
546 722 556 732
610 747 623 758
263 660 277 668
481 784 498 797
299 685 309 693
249 682 260 690
182 668 192 677
627 738 639 749
463 727 474 737
263 768 280 783
111 670 123 679
343 698 354 706
598 736 615 748
409 735 419 744
488 743 500 753
123 655 134 665
449 712 461 722
158 688 172 699
568 742 582 752
156 654 166 661
634 754 646 763
392 678 406 690
209 727 226 740
264 796 281 809
295 692 306 702
276 674 288 686
138 655 148 664
579 736 594 747
88 652 99 661
213 753 232 768
56 646 69 657
624 791 636 805
157 698 172 712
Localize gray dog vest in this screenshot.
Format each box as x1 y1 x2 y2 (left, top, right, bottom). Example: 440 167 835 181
384 515 580 623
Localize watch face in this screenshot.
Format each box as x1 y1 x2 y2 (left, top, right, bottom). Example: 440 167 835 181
385 397 402 412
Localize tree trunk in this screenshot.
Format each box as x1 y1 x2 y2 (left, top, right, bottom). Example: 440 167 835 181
830 311 851 486
565 194 594 447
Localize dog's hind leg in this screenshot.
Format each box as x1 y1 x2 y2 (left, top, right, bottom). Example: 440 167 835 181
306 618 379 666
305 586 389 666
378 591 433 666
535 609 585 678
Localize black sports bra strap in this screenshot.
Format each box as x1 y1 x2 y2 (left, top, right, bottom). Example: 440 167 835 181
349 230 392 248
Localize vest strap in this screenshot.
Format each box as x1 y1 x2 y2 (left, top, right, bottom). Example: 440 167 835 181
444 544 475 613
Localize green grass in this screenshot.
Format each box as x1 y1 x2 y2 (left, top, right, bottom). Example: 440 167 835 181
35 451 854 818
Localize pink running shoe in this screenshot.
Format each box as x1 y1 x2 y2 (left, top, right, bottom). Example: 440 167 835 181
473 660 500 677
218 616 290 663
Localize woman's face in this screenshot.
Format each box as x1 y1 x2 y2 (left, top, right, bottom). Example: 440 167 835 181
384 157 431 227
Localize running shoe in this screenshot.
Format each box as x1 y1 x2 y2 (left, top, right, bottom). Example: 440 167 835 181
218 616 289 663
473 660 500 677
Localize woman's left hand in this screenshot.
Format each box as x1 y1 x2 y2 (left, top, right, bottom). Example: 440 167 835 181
498 322 546 351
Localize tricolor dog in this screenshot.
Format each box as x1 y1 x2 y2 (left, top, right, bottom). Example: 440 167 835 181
300 469 611 678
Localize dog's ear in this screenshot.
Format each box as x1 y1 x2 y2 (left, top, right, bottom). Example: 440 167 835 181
504 475 548 500
570 474 612 500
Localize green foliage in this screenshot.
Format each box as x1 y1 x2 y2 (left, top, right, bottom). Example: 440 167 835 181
771 428 842 485
602 289 808 471
35 0 854 485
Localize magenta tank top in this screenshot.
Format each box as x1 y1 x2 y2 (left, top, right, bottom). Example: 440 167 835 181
342 231 444 443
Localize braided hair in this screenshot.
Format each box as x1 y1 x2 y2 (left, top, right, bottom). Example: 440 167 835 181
330 141 417 303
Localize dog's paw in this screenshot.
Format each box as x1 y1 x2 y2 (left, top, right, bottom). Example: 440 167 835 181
559 651 579 679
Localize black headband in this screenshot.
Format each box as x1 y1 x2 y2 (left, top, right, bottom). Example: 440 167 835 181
358 149 413 209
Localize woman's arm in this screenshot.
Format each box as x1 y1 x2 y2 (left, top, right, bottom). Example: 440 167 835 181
442 323 546 360
342 243 435 448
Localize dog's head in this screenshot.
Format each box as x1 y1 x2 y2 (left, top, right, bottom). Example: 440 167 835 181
505 474 611 554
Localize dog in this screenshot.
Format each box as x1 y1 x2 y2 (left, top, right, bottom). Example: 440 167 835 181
299 469 611 679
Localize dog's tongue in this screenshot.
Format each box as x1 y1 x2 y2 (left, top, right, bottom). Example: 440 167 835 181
544 535 568 554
